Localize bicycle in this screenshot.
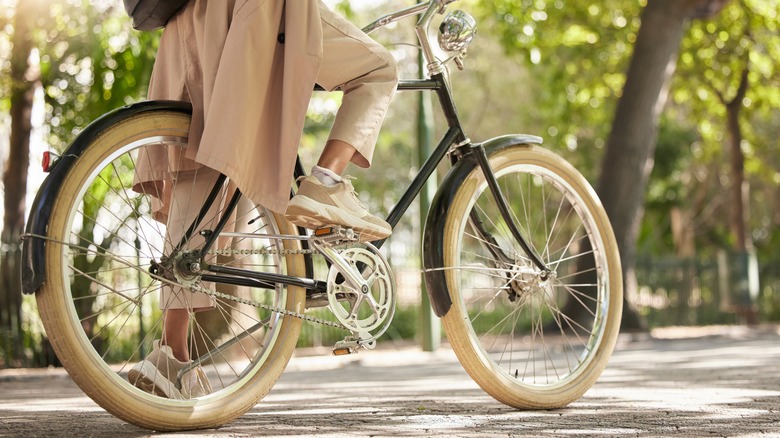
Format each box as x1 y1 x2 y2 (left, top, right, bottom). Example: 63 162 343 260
21 0 622 431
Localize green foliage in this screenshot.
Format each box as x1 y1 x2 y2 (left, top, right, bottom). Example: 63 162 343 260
672 0 780 259
475 0 643 179
639 116 699 254
480 0 780 261
759 267 780 322
33 1 160 152
0 1 159 153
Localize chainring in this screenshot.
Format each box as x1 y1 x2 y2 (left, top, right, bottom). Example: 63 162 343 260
326 245 396 341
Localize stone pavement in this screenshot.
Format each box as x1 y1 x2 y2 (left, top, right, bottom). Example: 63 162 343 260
1 325 779 437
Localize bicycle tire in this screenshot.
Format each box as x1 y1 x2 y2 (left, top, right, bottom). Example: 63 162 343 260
439 143 622 409
36 108 306 430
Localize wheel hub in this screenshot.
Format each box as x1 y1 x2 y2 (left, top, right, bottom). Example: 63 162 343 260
506 263 555 300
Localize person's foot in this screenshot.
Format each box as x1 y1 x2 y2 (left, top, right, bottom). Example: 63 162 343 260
285 175 391 242
127 340 212 399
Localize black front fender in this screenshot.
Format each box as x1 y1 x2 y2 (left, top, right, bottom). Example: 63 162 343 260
422 134 543 317
21 100 193 295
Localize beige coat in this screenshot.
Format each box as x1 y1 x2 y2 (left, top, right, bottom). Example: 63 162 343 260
134 0 323 216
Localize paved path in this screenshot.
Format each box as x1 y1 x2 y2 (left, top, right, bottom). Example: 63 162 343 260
1 326 779 437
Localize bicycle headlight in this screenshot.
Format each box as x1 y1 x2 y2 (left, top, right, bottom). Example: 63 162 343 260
437 10 477 52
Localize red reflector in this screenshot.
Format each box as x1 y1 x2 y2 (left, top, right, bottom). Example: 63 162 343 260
42 151 52 172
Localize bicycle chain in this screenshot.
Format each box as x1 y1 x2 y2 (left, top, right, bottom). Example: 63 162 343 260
207 248 314 256
202 246 343 328
19 233 354 332
189 280 346 328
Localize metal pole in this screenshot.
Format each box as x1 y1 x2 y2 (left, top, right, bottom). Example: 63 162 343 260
417 51 440 352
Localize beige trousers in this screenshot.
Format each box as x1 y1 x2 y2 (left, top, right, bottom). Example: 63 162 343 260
316 5 398 168
160 168 220 310
160 3 397 310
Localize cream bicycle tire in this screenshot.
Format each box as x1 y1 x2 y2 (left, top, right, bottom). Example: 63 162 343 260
440 144 623 409
36 109 306 430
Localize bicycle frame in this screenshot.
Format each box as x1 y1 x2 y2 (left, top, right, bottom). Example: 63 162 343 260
191 0 549 298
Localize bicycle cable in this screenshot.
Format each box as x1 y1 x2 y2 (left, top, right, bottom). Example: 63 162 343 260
21 233 347 329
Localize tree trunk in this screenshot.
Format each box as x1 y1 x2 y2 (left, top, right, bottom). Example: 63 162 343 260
671 207 696 257
724 66 750 252
1 0 36 366
718 62 755 323
596 0 729 331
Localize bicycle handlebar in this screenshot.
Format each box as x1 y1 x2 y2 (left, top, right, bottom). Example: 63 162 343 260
362 0 463 77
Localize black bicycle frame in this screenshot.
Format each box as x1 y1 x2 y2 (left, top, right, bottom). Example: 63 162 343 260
181 73 548 295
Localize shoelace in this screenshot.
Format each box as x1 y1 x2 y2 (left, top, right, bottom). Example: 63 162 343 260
297 175 370 213
340 176 368 208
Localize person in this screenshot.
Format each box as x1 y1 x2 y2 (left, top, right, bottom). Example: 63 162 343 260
128 0 398 398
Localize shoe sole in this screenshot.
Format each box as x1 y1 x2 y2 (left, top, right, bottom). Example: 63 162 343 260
285 198 391 242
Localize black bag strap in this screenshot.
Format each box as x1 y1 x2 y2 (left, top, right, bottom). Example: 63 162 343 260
277 0 286 44
124 0 190 31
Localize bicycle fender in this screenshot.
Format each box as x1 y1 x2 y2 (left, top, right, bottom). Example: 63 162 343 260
422 134 542 317
21 100 193 295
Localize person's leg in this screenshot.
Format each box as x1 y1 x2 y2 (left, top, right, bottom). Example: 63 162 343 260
129 167 220 398
162 309 191 362
285 3 398 241
317 139 358 175
314 4 399 170
158 167 222 361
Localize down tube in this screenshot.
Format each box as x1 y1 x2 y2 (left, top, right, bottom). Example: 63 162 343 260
376 127 461 249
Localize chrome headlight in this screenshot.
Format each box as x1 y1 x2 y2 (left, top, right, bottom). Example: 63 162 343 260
437 10 477 52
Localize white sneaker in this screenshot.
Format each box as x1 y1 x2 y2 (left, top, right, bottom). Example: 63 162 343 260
128 340 212 399
285 175 391 242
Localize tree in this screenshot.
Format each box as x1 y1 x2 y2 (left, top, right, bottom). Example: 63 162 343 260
598 0 731 330
0 0 158 365
477 0 642 177
478 0 763 330
672 0 780 257
1 0 41 366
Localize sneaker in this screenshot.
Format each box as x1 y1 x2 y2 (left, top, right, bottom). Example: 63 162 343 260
127 340 212 399
285 175 392 242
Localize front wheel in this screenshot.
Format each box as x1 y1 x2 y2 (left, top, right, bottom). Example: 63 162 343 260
35 108 306 430
440 144 622 409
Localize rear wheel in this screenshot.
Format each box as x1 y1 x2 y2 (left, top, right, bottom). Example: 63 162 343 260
36 109 306 430
440 144 622 408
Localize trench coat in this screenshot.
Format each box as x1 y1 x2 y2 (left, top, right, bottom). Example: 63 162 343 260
133 0 323 219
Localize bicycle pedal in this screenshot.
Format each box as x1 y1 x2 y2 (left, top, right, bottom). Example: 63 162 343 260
332 338 360 356
312 225 358 245
332 346 357 356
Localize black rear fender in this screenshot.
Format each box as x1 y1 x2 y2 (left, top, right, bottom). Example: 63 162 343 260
21 100 192 295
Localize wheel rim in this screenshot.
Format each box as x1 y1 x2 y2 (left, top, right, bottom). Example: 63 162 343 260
53 128 299 406
445 153 612 391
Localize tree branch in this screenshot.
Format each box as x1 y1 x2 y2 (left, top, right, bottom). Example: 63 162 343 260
688 0 732 19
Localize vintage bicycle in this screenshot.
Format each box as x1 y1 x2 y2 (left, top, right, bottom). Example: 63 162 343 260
21 0 622 431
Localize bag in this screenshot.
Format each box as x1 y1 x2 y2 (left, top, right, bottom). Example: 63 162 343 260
123 0 191 31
